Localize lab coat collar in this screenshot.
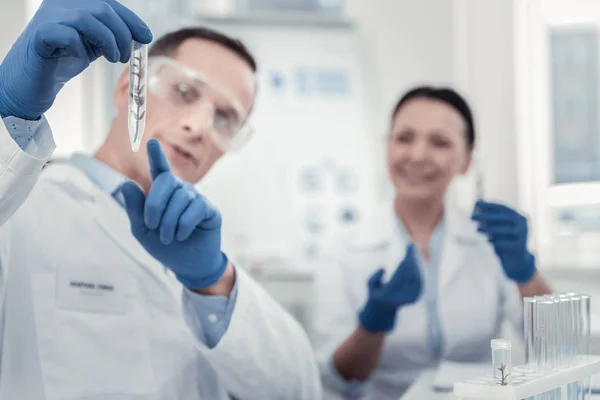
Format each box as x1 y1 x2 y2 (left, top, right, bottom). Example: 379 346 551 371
438 198 487 291
382 196 483 244
380 196 486 291
341 196 482 252
68 153 128 198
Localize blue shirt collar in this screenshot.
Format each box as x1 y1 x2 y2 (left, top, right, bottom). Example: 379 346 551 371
69 153 127 197
395 216 445 251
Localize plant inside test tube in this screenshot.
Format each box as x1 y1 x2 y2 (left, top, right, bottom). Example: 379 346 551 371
496 363 510 386
130 52 146 143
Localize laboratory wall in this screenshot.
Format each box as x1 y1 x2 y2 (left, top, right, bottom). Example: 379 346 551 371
1 0 530 332
0 0 526 227
348 0 522 213
0 0 25 58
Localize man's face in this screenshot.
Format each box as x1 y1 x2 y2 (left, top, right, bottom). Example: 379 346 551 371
113 38 256 189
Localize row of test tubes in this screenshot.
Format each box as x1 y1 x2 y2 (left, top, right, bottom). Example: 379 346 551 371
524 293 591 371
523 293 592 399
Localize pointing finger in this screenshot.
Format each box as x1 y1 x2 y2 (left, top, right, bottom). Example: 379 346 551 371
147 139 171 180
144 173 180 229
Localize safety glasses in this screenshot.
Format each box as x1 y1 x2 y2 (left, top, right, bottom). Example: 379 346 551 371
146 56 253 152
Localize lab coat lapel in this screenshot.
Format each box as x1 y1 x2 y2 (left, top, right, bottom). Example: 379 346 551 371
90 188 187 300
43 163 156 268
43 164 182 302
437 203 482 292
91 190 158 268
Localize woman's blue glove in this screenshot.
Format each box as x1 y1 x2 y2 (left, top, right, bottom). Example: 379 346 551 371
121 139 228 290
472 200 536 284
0 0 152 120
359 244 422 333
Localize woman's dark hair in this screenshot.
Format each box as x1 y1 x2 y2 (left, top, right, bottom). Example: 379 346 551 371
391 86 475 150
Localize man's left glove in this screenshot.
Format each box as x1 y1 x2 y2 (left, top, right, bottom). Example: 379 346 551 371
121 139 228 290
472 200 536 284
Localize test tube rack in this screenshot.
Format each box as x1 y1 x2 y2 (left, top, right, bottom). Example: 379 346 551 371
453 355 600 399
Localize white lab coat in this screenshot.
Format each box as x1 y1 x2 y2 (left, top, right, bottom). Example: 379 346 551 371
315 199 523 400
0 118 321 400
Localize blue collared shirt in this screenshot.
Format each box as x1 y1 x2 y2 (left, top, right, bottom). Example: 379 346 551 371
396 218 445 360
324 217 446 398
3 115 51 156
68 153 238 348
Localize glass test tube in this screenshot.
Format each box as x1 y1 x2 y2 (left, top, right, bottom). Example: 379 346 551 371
524 297 537 370
557 296 572 366
571 295 583 364
549 295 562 369
128 40 148 152
580 295 591 400
534 298 556 370
557 292 579 364
491 339 512 386
578 295 591 363
569 294 591 400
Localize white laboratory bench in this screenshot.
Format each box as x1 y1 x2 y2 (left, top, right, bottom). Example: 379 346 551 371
400 370 453 400
400 370 600 400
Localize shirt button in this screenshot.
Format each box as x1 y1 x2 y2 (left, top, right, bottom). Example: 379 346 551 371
208 313 218 323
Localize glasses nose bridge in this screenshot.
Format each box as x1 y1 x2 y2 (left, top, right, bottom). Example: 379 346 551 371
180 100 216 133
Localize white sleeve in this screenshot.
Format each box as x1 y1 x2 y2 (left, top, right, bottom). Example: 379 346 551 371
0 116 55 227
0 217 11 342
313 254 371 398
182 267 322 400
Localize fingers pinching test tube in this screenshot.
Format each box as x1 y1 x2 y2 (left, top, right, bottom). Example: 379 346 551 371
128 40 148 152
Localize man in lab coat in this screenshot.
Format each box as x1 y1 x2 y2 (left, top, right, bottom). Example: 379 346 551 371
0 0 321 399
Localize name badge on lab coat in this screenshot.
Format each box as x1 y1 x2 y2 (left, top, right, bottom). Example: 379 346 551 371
57 264 127 315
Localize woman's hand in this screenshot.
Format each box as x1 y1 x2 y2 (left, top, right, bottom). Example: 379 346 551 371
358 244 422 333
472 200 536 284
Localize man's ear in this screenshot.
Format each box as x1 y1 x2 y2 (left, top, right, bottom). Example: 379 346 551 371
114 68 130 108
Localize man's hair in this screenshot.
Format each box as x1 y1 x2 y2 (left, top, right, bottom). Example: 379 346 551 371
148 26 257 72
391 85 475 150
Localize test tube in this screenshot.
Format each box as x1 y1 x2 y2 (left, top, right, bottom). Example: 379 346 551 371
545 295 567 368
571 295 583 364
570 294 591 400
491 339 512 386
524 297 537 370
580 294 591 400
128 40 148 152
579 295 591 360
535 298 557 370
550 295 571 368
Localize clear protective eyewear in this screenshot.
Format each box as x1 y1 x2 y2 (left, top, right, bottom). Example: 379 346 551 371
146 56 253 152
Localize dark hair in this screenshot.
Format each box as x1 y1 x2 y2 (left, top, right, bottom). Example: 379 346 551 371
148 27 257 72
391 86 475 150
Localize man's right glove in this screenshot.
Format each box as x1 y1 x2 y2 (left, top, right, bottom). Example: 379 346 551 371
121 140 229 291
0 0 153 120
359 244 422 333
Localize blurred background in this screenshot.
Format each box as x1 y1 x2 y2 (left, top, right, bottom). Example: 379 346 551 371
3 0 600 365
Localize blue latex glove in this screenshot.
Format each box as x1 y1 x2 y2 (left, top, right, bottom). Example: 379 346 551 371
472 200 536 284
0 0 152 120
359 244 422 333
121 139 228 290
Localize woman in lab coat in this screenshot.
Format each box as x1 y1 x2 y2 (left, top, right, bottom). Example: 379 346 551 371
314 86 553 400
